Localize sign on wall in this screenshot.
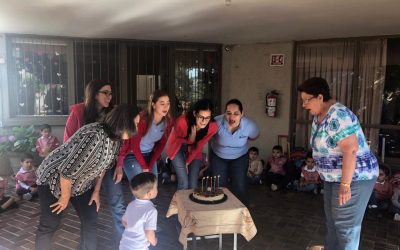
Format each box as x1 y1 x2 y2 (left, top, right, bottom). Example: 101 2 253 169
270 54 285 66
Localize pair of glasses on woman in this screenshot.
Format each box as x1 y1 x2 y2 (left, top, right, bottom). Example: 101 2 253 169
98 90 113 97
196 115 211 122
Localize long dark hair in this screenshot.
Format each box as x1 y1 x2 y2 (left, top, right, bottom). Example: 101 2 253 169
84 79 114 124
185 98 214 148
145 90 170 135
100 104 139 141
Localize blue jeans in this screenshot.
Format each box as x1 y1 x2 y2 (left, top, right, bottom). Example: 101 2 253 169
296 182 318 192
101 168 125 243
123 153 158 182
172 144 202 190
36 185 98 250
323 178 376 250
210 149 249 206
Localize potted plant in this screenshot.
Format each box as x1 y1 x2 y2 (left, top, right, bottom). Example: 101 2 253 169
0 125 39 174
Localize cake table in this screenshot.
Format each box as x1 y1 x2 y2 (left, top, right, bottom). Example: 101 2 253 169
166 188 257 250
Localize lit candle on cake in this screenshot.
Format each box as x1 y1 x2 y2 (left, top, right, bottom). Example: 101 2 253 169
206 176 209 191
201 177 205 192
210 177 213 192
217 175 220 189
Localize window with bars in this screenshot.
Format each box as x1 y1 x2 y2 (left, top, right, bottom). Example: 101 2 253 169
3 35 221 125
174 48 220 115
7 37 69 116
73 40 119 103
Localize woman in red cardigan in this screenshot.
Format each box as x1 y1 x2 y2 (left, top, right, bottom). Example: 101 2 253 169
166 99 217 190
117 90 174 181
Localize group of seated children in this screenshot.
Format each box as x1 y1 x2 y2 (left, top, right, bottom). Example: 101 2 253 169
246 145 322 194
367 164 400 221
0 124 59 213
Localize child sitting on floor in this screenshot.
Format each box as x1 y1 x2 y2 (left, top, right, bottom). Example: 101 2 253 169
368 164 393 216
391 171 400 221
15 153 38 201
120 172 158 250
36 124 60 161
265 145 288 191
247 147 263 184
392 187 400 221
294 153 321 194
0 177 18 214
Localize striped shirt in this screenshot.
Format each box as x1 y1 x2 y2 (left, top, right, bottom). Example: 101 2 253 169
36 123 121 198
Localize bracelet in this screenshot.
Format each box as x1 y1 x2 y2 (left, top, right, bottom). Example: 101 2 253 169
340 182 351 187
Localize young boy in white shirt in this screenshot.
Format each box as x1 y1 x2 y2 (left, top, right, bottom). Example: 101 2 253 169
120 172 158 250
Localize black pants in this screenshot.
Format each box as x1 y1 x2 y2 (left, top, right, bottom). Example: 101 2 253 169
265 172 288 190
35 185 98 250
16 185 38 199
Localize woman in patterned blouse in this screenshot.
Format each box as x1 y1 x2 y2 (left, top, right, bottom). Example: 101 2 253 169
35 104 139 250
298 77 378 250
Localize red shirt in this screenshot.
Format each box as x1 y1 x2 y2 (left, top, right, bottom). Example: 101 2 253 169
374 180 393 200
166 115 217 165
63 103 85 142
36 136 60 157
117 114 174 171
301 166 321 183
268 156 287 175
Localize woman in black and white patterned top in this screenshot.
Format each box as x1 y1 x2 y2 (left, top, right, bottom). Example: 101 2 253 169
35 104 139 250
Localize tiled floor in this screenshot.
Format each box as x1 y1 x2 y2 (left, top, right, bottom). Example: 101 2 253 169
0 180 399 250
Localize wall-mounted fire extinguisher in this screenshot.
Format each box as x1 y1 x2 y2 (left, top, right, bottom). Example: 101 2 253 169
266 90 279 117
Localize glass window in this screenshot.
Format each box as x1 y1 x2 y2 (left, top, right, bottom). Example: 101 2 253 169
8 37 69 116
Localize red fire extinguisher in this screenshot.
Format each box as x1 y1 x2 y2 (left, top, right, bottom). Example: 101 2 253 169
266 90 279 117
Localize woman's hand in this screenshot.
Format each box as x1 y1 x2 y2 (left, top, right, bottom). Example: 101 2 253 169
113 167 123 184
50 194 71 214
188 125 196 143
338 184 351 206
89 190 101 212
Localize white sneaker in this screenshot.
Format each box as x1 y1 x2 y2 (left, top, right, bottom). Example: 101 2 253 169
394 213 400 221
320 189 324 194
271 184 278 191
22 193 32 201
313 189 318 195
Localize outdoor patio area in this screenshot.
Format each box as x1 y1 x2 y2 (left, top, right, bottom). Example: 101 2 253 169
0 180 399 250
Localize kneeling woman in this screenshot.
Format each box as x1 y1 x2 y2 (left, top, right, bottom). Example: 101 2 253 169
35 104 139 250
167 99 217 190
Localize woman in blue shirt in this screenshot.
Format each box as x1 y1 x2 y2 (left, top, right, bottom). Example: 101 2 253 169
210 99 259 206
298 77 378 250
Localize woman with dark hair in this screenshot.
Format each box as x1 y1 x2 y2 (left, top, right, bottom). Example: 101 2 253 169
166 98 217 190
210 99 259 206
36 104 139 250
117 90 174 182
298 77 378 250
63 79 113 142
63 79 126 243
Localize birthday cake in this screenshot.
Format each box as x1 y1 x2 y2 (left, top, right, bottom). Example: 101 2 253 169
192 188 225 202
190 176 226 204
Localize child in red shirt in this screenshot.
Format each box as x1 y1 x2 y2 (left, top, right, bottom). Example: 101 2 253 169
295 154 321 194
15 153 38 201
36 124 60 160
368 164 393 216
265 145 288 191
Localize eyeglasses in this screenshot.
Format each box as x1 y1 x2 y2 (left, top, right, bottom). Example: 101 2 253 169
98 90 113 97
196 115 211 122
302 96 316 104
